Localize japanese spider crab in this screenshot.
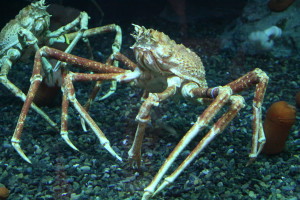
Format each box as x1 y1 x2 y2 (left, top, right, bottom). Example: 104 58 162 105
17 24 268 199
0 0 123 163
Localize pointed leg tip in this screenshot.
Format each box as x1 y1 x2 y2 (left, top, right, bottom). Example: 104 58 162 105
142 192 152 200
98 91 114 101
116 155 123 162
11 142 32 164
80 118 88 132
61 132 79 151
153 181 169 197
103 142 122 162
246 157 256 166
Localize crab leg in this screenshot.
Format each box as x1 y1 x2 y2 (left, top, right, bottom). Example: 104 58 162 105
63 25 124 131
11 53 44 163
128 76 183 168
226 68 268 164
47 12 89 38
79 57 118 131
59 69 78 151
64 24 123 100
62 72 124 161
41 47 132 159
142 86 233 199
11 46 134 163
152 95 245 197
51 12 89 71
0 57 58 131
191 68 269 164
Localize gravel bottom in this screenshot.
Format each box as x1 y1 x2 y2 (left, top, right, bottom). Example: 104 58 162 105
0 18 299 200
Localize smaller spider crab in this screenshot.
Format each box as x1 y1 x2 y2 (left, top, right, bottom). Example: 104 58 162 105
0 0 123 163
17 24 268 199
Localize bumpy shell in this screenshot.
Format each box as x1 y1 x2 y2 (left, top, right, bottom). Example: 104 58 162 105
0 0 50 55
131 24 207 88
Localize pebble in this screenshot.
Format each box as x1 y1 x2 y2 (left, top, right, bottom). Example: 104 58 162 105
78 166 91 173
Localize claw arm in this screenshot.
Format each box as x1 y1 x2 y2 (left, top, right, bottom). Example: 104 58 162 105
128 76 183 168
47 12 89 38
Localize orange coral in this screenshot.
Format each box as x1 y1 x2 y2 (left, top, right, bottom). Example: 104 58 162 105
268 0 295 12
262 101 296 154
296 91 300 108
0 186 9 200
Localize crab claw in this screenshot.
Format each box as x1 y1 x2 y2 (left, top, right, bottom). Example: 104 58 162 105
11 138 32 164
60 130 79 151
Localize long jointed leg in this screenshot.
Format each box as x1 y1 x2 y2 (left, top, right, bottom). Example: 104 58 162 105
129 76 183 168
60 74 78 151
11 54 44 164
141 86 233 199
0 55 58 131
225 68 268 164
190 68 268 164
48 12 90 72
79 55 122 131
11 46 129 163
64 24 123 100
40 46 126 73
153 95 245 197
62 72 122 161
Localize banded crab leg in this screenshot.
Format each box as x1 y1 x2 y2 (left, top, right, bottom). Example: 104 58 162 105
192 68 269 164
3 12 90 141
12 46 139 163
141 86 234 199
0 57 58 132
64 24 122 101
150 94 245 198
142 68 268 199
63 24 123 131
79 52 138 115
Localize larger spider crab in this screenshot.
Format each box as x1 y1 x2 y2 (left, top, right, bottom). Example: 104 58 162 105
17 24 268 199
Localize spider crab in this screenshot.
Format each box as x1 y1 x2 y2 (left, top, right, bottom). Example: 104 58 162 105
0 0 123 163
18 24 268 199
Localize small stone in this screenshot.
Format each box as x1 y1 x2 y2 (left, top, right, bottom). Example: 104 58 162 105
226 148 234 155
78 166 91 173
217 182 223 187
35 147 42 154
263 175 272 181
248 191 257 198
70 193 81 200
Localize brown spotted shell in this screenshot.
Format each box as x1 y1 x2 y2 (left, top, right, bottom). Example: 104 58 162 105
0 0 50 55
131 24 207 88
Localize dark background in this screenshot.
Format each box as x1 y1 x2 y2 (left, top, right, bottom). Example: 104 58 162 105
0 0 247 29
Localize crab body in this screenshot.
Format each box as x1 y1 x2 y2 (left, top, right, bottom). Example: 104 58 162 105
0 0 50 56
131 25 207 93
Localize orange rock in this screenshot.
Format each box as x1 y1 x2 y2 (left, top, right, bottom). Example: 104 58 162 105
268 0 295 12
0 186 9 200
296 91 300 108
262 101 296 154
